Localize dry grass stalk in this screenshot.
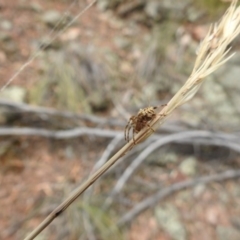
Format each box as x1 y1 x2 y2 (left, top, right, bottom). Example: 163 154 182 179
149 0 240 132
25 1 240 239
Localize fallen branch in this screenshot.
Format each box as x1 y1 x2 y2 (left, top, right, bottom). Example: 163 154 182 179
0 127 119 139
118 169 240 226
0 99 123 126
105 131 240 208
0 99 187 132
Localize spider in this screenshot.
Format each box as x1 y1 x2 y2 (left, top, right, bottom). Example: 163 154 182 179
125 106 157 144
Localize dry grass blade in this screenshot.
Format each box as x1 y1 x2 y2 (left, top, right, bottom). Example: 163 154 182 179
146 0 240 135
24 1 240 239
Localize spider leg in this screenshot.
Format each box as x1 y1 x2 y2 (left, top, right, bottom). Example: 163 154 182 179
132 127 137 145
125 121 132 142
125 117 136 142
124 121 129 141
126 126 130 142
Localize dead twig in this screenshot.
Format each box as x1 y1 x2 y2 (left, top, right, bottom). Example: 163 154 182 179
118 169 240 226
0 127 119 139
0 99 123 126
105 131 240 208
0 99 188 133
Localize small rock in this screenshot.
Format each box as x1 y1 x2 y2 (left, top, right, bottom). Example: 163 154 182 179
162 153 178 164
97 0 121 11
90 91 109 112
97 0 110 11
179 157 198 176
0 86 26 103
41 10 72 29
155 204 186 240
0 20 13 30
145 1 164 21
192 184 206 198
145 0 189 22
30 2 43 12
153 152 178 166
41 10 62 27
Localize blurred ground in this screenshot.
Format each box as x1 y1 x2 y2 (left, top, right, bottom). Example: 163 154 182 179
1 0 240 240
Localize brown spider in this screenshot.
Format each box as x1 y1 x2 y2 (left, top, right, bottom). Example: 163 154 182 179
125 106 157 144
